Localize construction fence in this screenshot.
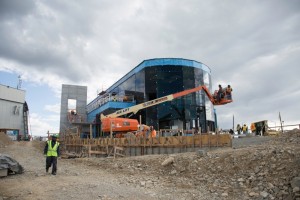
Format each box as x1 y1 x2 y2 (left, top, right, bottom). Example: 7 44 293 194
62 133 232 158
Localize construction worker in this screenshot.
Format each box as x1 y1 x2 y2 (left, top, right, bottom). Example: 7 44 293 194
136 125 149 137
226 85 232 100
236 124 241 135
250 123 256 134
44 134 60 175
242 124 248 134
149 126 157 138
217 85 223 102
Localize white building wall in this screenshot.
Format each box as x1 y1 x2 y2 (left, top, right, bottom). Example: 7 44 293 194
0 85 25 103
0 100 24 132
0 84 25 134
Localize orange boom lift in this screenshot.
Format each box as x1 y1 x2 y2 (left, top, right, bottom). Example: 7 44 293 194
100 85 232 137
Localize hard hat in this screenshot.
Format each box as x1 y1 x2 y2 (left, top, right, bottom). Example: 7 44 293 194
52 134 59 138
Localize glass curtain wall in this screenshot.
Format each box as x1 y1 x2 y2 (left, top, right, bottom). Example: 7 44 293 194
203 71 215 131
108 71 146 123
100 64 214 133
143 65 213 132
194 68 206 133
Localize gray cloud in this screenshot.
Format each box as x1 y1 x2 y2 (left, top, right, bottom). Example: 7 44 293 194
0 0 35 19
0 0 299 129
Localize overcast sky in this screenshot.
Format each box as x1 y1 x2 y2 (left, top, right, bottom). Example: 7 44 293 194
0 0 299 136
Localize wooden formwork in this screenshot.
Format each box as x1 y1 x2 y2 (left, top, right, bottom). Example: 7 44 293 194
63 134 232 157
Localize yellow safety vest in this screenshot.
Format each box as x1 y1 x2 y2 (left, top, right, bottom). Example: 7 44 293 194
47 141 59 157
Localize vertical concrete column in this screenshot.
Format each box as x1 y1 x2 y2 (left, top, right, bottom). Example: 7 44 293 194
59 84 87 137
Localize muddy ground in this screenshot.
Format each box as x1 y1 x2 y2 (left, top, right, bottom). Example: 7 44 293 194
1 130 300 200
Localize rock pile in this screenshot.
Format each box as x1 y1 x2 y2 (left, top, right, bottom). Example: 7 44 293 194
73 129 300 200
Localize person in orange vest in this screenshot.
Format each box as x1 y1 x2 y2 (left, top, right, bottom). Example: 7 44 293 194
44 135 60 175
149 126 157 138
250 123 256 134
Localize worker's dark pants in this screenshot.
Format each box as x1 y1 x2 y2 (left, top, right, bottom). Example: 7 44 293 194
217 92 222 102
46 156 57 174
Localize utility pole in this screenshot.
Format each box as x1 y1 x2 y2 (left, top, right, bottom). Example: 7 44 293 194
279 112 283 133
233 114 235 131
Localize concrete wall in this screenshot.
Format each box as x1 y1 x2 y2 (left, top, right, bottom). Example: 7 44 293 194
126 146 200 156
59 84 87 135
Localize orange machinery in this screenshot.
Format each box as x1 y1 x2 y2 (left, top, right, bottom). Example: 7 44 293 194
101 118 139 137
101 85 233 137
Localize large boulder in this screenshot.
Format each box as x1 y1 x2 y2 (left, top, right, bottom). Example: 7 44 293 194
161 157 175 166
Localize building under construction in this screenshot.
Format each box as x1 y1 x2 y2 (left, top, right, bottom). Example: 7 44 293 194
0 84 29 140
59 58 233 156
59 58 228 138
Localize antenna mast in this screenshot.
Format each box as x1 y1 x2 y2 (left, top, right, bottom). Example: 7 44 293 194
17 75 22 89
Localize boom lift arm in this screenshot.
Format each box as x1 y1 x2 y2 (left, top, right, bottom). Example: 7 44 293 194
101 85 232 120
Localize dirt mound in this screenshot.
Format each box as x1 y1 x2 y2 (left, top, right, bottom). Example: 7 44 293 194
278 128 300 141
31 140 46 152
0 132 13 147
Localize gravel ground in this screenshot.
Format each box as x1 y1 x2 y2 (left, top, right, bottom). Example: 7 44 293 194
232 135 274 149
0 141 212 200
1 132 299 200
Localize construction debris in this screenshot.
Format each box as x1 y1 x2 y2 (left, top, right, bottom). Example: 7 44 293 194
0 154 24 177
80 129 300 199
61 152 82 159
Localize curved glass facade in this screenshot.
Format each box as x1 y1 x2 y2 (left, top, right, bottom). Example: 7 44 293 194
88 58 216 133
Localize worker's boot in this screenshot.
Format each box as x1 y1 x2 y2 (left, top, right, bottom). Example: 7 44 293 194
46 168 49 173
